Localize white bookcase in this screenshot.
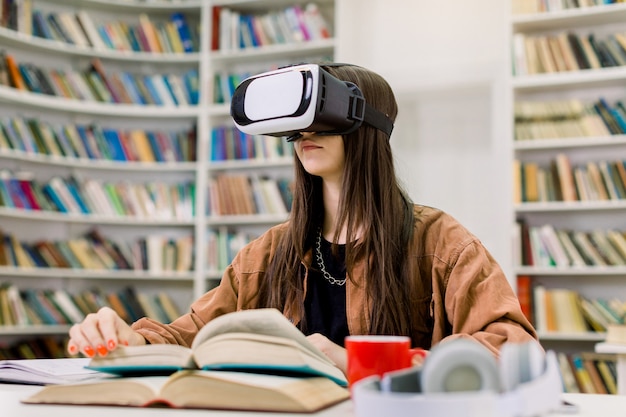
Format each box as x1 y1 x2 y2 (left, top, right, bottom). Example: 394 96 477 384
508 1 626 353
0 0 336 353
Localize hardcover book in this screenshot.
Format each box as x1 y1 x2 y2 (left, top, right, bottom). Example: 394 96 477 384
86 308 348 386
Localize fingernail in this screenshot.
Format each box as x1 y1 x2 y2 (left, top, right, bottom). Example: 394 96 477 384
107 339 116 350
68 345 78 355
96 345 108 357
122 340 129 346
83 346 95 358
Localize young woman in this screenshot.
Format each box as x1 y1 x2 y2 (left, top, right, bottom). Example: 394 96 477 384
67 64 537 374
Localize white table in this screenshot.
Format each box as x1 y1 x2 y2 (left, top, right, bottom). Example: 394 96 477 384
1 383 626 417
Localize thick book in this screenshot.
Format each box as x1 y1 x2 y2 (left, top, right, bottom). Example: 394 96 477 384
22 369 349 413
86 308 348 386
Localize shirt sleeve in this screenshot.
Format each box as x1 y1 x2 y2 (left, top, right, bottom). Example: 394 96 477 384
130 264 241 347
441 239 538 356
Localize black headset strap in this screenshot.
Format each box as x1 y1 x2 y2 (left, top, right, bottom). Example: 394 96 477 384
364 104 394 137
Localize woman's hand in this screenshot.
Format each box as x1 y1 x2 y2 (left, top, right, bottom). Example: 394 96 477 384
67 307 146 357
306 333 347 375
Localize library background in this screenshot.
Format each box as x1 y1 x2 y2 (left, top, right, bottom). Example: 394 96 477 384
1 0 626 396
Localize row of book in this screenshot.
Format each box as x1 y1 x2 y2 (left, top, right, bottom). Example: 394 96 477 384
0 284 182 327
0 117 197 163
514 98 626 140
213 70 252 104
0 172 195 220
513 155 626 203
1 228 194 273
512 31 626 76
206 229 258 272
1 0 199 55
207 174 293 216
513 0 626 15
557 351 617 394
516 277 625 333
29 10 198 54
210 126 294 161
0 54 200 106
212 3 331 51
0 336 67 360
516 222 626 267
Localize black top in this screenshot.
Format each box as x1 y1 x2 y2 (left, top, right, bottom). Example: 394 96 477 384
303 236 349 346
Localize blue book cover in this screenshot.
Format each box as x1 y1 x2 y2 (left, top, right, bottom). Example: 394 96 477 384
183 69 199 105
126 27 142 52
75 125 98 160
161 76 179 106
120 72 146 105
65 179 91 214
210 127 225 161
142 76 163 106
102 128 128 161
0 176 14 208
22 244 48 267
46 13 74 44
145 132 164 162
2 235 18 265
18 65 42 94
97 26 115 49
170 12 194 53
42 183 69 213
23 290 58 325
32 10 54 40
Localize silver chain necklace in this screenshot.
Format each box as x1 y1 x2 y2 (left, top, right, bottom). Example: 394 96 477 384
315 229 347 286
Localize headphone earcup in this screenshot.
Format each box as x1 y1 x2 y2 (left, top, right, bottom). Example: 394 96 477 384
420 339 500 394
499 340 545 392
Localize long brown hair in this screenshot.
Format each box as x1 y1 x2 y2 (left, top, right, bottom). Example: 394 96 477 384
257 64 416 339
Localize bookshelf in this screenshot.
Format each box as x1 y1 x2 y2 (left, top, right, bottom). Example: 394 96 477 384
0 0 336 358
508 0 626 368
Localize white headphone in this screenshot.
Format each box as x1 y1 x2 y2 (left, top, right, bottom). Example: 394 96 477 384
354 339 562 417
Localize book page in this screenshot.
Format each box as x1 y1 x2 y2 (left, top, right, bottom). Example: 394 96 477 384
0 358 109 385
87 343 194 373
191 308 331 363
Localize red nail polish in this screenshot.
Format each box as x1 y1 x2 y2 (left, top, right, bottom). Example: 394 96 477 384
84 346 95 358
68 345 78 354
107 339 116 350
96 345 108 357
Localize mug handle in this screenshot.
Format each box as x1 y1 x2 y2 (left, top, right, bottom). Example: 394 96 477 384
409 348 429 365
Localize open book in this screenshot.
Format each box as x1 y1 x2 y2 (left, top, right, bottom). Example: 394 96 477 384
0 358 110 385
23 369 350 413
87 308 348 386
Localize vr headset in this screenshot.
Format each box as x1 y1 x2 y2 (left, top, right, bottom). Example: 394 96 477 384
230 64 394 141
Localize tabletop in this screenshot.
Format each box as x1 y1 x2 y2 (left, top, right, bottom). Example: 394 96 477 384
2 382 626 416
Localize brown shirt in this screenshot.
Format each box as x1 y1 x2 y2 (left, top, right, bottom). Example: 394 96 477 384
132 205 537 356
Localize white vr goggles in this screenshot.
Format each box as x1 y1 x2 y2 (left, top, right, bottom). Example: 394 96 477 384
230 64 394 142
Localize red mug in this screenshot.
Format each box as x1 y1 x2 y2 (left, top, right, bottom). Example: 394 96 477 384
345 335 426 387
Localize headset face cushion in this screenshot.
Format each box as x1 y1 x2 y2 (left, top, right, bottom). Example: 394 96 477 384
420 339 501 394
